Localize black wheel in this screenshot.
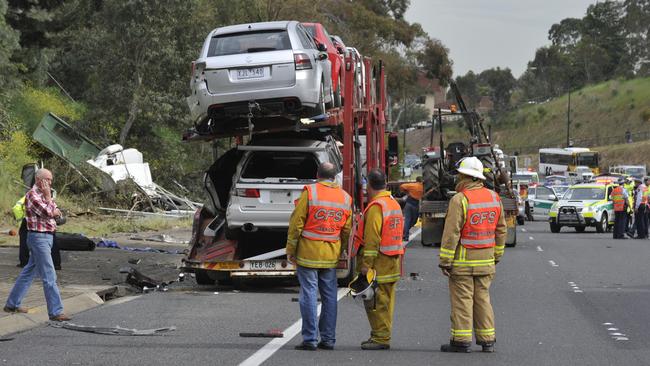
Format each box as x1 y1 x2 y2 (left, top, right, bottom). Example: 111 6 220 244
517 216 525 225
195 270 215 285
596 213 607 233
525 203 534 221
575 226 586 233
316 80 327 114
550 222 561 233
334 74 342 107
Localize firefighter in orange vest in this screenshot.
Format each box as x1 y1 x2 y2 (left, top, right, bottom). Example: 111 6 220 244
439 157 507 353
352 168 405 350
611 179 630 239
286 162 352 351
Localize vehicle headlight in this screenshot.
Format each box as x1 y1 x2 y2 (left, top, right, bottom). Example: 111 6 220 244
584 206 593 212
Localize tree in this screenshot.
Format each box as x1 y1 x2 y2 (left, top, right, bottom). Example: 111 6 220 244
449 71 480 108
478 68 516 113
0 0 20 89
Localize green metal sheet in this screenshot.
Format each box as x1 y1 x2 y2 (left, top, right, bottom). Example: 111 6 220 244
32 113 101 167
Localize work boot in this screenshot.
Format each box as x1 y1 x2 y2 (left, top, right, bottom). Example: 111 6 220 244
440 340 472 353
3 306 28 314
294 342 317 351
478 341 495 353
317 342 334 350
361 340 390 350
49 314 71 322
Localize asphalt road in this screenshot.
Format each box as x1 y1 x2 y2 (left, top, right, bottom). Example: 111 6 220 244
2 221 650 365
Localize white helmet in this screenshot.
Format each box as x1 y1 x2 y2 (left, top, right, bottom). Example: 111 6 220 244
457 156 486 180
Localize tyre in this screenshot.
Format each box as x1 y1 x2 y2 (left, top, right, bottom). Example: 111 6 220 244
422 158 441 199
517 216 525 225
596 212 607 233
550 222 561 233
316 80 326 115
575 226 586 233
195 270 215 285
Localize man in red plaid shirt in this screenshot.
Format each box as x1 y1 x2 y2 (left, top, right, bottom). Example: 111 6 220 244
4 169 71 321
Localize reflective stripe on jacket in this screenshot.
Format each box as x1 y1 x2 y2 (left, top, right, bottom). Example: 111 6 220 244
460 188 501 249
302 183 352 242
353 193 405 257
611 186 626 212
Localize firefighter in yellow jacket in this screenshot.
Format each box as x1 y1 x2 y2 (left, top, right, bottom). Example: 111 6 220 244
286 162 352 351
439 157 507 353
353 168 405 350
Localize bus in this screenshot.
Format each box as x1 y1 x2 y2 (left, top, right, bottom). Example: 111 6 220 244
538 147 600 176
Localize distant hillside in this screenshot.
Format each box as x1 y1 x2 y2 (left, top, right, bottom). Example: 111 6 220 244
405 77 650 168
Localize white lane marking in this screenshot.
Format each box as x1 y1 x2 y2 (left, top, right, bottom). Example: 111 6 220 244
239 288 348 366
529 236 535 240
409 227 422 241
614 337 629 341
573 290 583 293
536 246 543 252
568 282 575 285
603 322 613 325
548 260 559 267
607 328 619 331
521 228 527 232
610 332 625 336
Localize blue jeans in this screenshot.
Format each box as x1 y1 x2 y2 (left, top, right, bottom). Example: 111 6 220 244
402 200 419 240
6 231 64 317
296 266 338 346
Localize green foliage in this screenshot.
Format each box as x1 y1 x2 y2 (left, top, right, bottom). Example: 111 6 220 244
9 87 84 133
0 0 20 88
641 108 650 122
0 131 36 216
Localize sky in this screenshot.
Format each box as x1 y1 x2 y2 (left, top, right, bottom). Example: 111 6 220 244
405 0 600 77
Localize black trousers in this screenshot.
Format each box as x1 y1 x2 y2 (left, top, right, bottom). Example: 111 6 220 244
636 206 648 238
613 211 628 239
18 219 61 268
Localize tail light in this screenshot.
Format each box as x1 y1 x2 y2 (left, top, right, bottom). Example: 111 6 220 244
236 188 260 198
294 53 312 70
192 61 206 81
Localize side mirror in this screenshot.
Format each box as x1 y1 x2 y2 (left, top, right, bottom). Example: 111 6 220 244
550 194 558 201
317 53 328 61
317 43 327 52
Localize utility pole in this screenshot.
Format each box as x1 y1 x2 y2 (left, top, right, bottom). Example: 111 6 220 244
566 89 571 147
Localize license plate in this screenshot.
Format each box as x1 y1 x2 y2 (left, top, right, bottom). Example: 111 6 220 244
249 261 276 270
270 190 292 204
236 67 264 79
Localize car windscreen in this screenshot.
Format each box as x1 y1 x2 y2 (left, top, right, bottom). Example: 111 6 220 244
208 30 291 57
563 187 605 200
553 186 569 196
240 151 318 181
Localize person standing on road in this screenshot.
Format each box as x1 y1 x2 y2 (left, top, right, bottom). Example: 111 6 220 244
438 157 506 353
352 168 404 350
399 176 423 241
286 162 352 351
13 195 62 269
633 179 648 239
611 180 629 239
624 177 635 237
4 169 70 321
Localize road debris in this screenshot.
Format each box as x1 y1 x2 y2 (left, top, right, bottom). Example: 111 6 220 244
128 258 142 265
98 240 185 255
129 234 189 244
239 329 284 338
49 322 176 336
120 267 168 292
